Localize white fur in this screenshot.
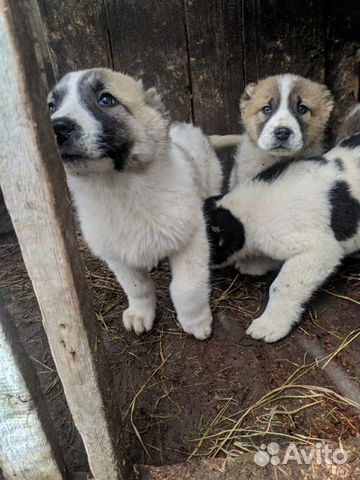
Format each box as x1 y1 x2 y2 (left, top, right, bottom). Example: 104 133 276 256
211 144 360 342
52 70 223 339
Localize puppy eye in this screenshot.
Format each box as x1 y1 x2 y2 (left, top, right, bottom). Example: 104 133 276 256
48 102 56 114
98 93 118 107
262 105 272 115
297 104 309 115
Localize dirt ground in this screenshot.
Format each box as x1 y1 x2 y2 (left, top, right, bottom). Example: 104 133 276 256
0 231 359 476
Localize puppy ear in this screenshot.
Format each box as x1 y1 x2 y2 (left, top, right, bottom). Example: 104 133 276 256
240 82 257 111
242 82 257 101
144 87 163 111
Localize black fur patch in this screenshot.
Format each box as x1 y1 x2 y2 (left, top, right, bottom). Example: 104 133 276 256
254 155 328 183
79 72 133 171
254 158 298 183
329 181 360 241
335 158 345 171
203 196 245 265
339 132 360 149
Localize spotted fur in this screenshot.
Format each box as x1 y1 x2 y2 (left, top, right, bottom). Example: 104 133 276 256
206 134 360 343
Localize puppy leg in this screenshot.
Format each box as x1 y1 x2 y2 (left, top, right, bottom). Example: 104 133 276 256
246 246 342 342
107 260 156 335
169 224 212 340
235 257 281 276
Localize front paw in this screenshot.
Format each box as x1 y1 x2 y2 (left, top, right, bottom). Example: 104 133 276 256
246 313 292 343
181 309 213 340
123 304 155 335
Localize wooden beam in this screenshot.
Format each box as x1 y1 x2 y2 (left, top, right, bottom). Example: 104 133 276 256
105 0 192 122
0 1 129 479
0 297 67 479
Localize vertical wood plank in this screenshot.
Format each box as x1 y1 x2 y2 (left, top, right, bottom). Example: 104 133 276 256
325 0 360 135
241 0 326 84
0 298 67 480
184 0 245 133
105 0 192 121
37 0 112 77
0 1 129 478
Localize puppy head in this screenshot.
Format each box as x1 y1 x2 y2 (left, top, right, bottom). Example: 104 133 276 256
240 74 334 156
48 68 169 174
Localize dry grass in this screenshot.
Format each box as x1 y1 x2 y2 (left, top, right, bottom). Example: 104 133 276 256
1 239 359 464
189 330 360 459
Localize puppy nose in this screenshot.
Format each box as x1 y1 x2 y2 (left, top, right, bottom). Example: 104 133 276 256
274 127 292 141
52 117 75 145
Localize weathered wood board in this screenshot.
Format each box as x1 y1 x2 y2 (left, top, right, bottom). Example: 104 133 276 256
0 1 130 478
37 0 360 138
0 298 66 480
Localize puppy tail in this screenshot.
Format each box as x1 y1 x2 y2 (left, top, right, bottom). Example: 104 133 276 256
209 134 244 150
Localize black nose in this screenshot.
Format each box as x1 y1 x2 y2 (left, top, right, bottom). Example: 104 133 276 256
52 117 75 146
274 127 292 141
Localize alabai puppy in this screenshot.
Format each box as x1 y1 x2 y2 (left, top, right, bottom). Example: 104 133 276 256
48 68 225 340
205 115 360 342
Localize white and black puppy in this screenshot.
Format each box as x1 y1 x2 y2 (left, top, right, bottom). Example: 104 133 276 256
48 68 225 340
228 74 334 276
204 129 360 343
230 74 334 187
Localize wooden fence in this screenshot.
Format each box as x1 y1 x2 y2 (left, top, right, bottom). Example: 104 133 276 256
37 0 360 135
0 1 360 479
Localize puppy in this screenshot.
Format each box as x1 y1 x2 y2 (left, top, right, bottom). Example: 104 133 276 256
48 68 224 340
204 124 360 342
227 74 334 276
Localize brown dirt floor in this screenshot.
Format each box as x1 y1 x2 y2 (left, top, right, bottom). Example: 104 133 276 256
0 232 359 478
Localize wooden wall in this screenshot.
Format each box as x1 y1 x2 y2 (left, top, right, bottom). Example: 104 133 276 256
37 0 360 137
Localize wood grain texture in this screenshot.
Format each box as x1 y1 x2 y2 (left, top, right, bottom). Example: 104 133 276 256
103 0 192 122
325 0 360 137
241 0 326 84
37 0 112 79
0 298 66 480
184 0 245 133
0 1 129 478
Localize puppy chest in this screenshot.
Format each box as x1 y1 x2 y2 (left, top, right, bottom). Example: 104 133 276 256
78 204 195 267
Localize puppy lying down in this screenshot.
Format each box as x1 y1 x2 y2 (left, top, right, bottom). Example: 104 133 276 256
205 130 360 342
48 68 237 340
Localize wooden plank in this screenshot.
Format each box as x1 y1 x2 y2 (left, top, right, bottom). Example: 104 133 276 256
0 2 129 479
37 0 112 77
0 297 67 480
105 0 192 121
324 0 360 135
241 0 326 84
184 0 245 133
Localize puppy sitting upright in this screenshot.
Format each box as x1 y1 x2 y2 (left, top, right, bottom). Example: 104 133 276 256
48 68 223 339
229 74 334 188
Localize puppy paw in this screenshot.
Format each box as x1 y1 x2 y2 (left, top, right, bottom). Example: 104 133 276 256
123 305 155 335
181 309 213 340
246 313 292 343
